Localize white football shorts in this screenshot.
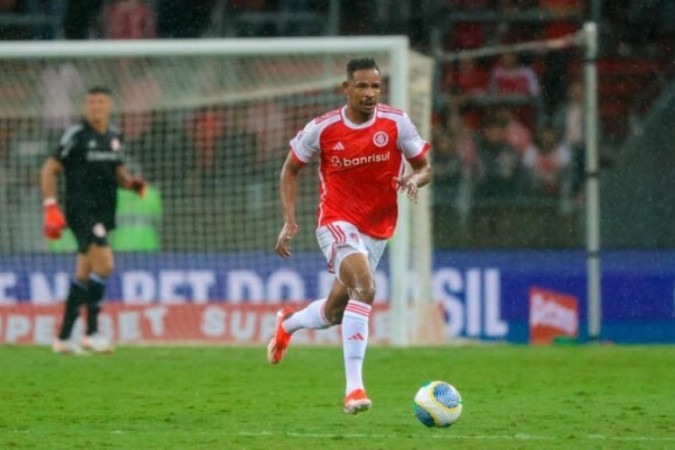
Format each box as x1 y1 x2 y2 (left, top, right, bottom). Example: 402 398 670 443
315 221 387 277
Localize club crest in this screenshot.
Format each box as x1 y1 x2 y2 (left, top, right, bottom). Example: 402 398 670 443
373 131 389 147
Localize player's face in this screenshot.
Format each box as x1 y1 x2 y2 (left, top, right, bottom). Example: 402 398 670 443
344 68 381 122
85 93 112 125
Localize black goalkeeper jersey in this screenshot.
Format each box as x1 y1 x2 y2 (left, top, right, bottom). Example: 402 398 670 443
54 119 124 230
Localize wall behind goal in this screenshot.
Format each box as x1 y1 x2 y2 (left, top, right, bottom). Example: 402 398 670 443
1 250 673 345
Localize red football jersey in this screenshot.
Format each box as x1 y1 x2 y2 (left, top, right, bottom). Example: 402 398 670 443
290 104 430 239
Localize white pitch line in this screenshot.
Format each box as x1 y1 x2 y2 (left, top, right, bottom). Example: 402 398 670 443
237 431 675 442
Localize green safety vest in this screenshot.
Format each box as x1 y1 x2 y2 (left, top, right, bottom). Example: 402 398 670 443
46 186 162 252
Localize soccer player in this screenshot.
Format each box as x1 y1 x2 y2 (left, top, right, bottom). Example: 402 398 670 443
40 86 147 355
268 58 431 414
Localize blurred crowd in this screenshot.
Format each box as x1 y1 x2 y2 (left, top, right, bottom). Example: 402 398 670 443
0 0 341 40
432 80 585 213
0 0 220 40
434 0 585 213
1 0 672 50
431 0 674 216
1 0 674 249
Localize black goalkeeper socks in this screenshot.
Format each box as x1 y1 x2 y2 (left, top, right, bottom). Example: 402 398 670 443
57 280 89 340
85 273 108 335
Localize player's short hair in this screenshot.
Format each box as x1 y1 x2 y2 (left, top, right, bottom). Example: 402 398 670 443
87 86 112 96
346 58 380 79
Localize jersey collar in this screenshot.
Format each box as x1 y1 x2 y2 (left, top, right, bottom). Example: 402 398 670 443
82 117 109 136
341 105 377 130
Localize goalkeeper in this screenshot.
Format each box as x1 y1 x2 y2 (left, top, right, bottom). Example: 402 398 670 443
40 86 147 355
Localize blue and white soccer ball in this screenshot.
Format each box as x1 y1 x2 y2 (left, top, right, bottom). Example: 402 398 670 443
413 381 463 427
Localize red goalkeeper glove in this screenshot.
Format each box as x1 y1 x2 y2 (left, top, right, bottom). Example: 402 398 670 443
43 200 67 240
130 178 147 198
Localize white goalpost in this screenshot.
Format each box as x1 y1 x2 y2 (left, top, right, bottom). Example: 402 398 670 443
582 22 601 341
0 37 438 346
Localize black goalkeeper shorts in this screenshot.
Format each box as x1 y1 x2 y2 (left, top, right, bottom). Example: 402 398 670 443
70 219 111 254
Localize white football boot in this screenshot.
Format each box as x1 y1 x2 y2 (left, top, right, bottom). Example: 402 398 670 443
52 338 84 355
81 333 115 354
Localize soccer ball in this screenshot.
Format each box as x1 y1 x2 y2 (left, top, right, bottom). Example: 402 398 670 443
413 381 463 427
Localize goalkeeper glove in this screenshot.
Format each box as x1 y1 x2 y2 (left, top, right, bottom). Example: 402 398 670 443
43 199 67 240
130 178 147 198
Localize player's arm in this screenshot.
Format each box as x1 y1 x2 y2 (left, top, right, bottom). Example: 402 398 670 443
116 165 147 197
395 112 432 202
40 157 63 202
275 151 305 258
40 157 67 239
394 154 432 202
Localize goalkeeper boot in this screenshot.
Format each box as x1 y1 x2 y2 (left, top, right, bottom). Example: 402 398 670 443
82 332 114 354
52 338 84 355
344 389 372 415
267 306 294 364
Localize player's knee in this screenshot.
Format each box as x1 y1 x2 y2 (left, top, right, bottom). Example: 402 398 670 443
94 262 114 278
325 304 345 325
349 281 376 305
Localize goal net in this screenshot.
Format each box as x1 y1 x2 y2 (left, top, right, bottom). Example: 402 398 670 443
0 38 438 346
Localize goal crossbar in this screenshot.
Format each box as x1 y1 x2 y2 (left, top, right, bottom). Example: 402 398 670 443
0 36 409 59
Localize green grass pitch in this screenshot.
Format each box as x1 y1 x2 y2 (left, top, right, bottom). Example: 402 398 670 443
1 345 674 449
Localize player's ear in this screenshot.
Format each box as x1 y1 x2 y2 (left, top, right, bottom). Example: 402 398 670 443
342 80 350 93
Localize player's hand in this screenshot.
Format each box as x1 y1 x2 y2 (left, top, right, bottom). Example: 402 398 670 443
43 202 67 240
275 221 298 258
130 178 147 198
393 176 419 202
